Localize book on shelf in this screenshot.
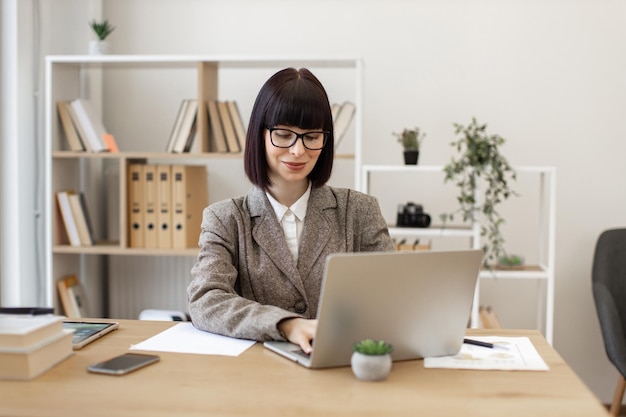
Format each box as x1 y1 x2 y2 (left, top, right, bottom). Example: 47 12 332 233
0 314 73 381
227 101 247 152
56 190 81 247
333 101 356 149
172 99 198 153
217 101 241 153
56 274 89 318
127 163 145 248
142 164 158 248
68 193 94 246
156 164 172 249
78 192 96 242
102 133 119 153
207 100 228 153
68 98 111 153
171 165 208 249
56 101 85 151
330 102 341 121
166 99 190 152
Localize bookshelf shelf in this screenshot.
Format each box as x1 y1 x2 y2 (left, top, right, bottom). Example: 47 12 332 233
52 244 198 257
44 55 362 318
360 164 556 344
52 151 355 160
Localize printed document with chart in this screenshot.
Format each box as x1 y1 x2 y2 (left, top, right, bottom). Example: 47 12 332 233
424 336 549 371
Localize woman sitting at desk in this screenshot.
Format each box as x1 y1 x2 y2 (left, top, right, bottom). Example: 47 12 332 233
187 67 393 354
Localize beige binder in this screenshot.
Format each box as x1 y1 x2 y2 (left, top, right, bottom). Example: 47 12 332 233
156 164 172 249
127 163 144 248
142 164 158 248
171 165 208 249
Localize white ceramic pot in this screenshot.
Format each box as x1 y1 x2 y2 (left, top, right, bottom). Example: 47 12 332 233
350 352 392 381
89 40 109 55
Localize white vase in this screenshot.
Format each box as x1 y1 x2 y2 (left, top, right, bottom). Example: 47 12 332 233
350 352 392 381
89 40 109 55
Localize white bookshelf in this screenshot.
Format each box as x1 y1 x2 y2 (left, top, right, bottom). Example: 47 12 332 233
44 55 363 316
361 164 556 344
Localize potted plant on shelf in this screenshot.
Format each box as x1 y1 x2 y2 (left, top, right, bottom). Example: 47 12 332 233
440 117 517 267
351 338 393 381
89 19 115 55
394 127 425 165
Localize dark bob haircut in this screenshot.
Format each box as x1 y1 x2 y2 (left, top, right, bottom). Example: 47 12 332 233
244 67 334 190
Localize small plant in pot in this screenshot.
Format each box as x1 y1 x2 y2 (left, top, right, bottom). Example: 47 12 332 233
394 127 425 165
351 338 393 381
440 117 518 267
89 19 115 54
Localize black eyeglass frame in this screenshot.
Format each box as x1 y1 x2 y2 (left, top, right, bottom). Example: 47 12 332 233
265 127 330 150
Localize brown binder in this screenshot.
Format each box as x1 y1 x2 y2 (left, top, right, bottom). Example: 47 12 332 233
127 163 144 248
171 165 208 249
142 164 158 248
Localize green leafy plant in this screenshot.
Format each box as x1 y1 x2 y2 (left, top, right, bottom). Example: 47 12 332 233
440 117 517 266
89 19 115 41
393 127 425 151
498 254 524 268
353 338 394 355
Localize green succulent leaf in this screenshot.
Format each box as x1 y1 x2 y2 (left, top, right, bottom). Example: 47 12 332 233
353 338 394 355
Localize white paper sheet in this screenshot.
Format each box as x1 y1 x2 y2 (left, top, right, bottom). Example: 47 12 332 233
130 322 256 356
424 336 549 371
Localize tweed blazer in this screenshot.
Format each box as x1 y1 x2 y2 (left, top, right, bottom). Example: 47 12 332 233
187 185 394 342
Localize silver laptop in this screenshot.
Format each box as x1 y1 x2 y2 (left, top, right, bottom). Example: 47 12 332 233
264 249 482 368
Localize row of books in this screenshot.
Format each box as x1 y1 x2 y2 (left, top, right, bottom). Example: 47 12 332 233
58 98 356 154
0 314 73 380
128 163 208 249
56 190 95 247
165 99 246 154
165 99 357 153
57 99 118 153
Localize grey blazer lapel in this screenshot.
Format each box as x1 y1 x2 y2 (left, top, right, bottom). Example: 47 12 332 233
297 187 334 277
247 188 306 295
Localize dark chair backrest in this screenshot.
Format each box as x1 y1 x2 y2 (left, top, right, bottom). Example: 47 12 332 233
592 228 626 378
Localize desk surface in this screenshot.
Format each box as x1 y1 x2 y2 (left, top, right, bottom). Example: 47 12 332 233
0 320 608 417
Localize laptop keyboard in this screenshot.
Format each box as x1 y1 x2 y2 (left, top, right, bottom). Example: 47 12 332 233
292 349 311 359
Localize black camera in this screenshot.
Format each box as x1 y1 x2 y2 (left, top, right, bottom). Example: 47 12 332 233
396 202 431 228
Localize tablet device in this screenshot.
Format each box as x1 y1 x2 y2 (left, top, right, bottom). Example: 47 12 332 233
62 321 119 350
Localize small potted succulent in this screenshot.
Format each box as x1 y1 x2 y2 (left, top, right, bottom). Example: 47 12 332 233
89 19 115 55
351 338 393 381
394 127 426 165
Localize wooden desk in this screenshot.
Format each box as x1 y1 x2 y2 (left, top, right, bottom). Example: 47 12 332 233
0 320 608 417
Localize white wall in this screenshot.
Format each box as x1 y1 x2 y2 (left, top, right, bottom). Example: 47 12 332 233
4 0 626 405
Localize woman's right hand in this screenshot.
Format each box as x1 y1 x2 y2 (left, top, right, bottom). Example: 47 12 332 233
277 318 318 354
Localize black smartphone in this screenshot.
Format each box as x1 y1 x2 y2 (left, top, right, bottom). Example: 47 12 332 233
87 352 160 375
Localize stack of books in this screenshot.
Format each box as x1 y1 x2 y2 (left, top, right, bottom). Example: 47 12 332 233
0 314 74 380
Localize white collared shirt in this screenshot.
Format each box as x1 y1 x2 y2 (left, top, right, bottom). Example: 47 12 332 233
266 183 311 263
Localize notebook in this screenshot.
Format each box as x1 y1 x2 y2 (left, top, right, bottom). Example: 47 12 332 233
263 249 483 369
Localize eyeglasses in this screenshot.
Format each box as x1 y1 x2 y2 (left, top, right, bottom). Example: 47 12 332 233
266 127 329 150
